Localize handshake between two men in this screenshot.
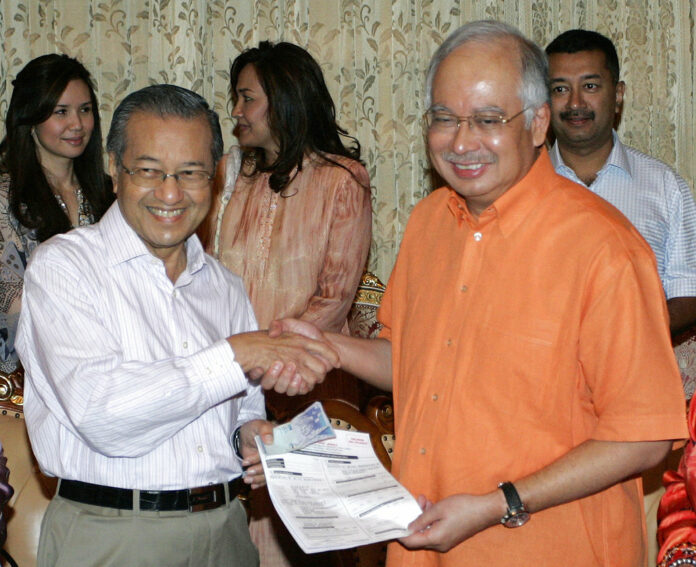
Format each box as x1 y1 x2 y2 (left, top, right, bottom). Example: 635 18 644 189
228 320 342 397
235 318 392 399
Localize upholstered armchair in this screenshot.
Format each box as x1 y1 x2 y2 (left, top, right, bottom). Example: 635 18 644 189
1 368 55 567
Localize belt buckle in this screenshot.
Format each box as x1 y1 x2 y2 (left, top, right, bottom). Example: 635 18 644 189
188 484 225 513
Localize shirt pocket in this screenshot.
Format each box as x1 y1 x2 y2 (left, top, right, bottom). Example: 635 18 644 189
472 317 561 420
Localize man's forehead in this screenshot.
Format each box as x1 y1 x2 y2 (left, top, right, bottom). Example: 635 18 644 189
549 50 611 77
125 111 206 132
432 40 522 108
122 112 211 150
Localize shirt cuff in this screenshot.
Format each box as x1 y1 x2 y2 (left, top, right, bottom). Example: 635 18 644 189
188 339 248 405
664 280 696 301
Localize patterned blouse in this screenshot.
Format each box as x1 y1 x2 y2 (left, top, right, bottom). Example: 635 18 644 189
0 173 93 373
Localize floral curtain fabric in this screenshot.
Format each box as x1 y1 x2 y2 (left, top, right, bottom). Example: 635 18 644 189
0 0 692 281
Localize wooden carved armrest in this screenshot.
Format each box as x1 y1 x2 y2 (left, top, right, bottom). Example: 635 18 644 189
0 367 24 418
319 397 394 470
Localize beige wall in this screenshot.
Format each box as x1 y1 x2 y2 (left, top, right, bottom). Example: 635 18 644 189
1 0 693 282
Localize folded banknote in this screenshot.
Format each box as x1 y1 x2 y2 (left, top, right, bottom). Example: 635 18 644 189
263 401 335 455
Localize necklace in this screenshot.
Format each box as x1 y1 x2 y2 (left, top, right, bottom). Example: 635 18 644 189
54 186 92 227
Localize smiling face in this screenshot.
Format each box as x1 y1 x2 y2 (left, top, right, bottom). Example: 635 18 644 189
548 50 624 156
231 64 278 160
109 112 214 277
427 39 549 216
34 79 94 165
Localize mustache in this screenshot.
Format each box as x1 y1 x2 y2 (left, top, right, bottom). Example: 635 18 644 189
560 109 595 121
443 151 497 164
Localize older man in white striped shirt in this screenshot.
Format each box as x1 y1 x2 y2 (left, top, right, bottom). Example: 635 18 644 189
16 85 338 567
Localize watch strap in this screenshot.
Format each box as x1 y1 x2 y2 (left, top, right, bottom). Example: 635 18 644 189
498 481 524 512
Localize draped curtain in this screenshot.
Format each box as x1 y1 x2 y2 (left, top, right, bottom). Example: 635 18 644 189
1 0 693 282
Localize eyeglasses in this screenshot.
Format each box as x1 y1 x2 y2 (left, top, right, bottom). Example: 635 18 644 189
424 107 530 134
120 165 213 190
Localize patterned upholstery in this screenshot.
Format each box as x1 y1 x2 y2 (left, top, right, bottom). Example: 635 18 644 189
673 325 696 401
347 271 385 340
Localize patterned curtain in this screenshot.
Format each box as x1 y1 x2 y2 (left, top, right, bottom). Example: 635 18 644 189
0 0 693 282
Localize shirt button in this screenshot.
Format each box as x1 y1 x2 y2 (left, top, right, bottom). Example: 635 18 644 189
183 341 188 349
197 445 204 453
432 394 438 401
420 448 426 455
473 232 482 241
172 289 178 298
460 285 468 292
446 339 452 346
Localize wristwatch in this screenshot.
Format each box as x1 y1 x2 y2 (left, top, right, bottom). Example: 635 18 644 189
498 481 530 528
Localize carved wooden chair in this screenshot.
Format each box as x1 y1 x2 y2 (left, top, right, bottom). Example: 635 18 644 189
311 272 395 567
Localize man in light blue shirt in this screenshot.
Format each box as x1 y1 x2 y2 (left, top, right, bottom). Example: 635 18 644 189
546 29 696 335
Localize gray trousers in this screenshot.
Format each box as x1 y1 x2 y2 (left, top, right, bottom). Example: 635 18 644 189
37 490 259 567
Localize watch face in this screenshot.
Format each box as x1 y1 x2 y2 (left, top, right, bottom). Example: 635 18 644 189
504 511 530 528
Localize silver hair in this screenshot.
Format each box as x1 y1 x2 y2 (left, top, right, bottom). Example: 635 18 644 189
425 20 549 128
106 84 223 166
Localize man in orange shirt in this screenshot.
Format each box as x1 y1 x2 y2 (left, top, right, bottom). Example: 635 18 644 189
268 20 687 566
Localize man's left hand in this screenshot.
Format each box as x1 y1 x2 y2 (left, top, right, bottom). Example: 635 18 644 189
399 492 503 552
238 420 274 489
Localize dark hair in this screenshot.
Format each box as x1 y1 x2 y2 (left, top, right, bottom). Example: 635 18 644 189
229 41 362 194
545 29 620 85
106 84 223 167
425 20 549 128
0 54 112 242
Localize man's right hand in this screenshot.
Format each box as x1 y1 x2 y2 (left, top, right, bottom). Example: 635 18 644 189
227 330 339 395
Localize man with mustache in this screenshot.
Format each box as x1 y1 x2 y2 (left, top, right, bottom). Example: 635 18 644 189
547 29 696 335
266 20 688 566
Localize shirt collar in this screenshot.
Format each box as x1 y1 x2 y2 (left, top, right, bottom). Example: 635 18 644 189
492 147 557 237
446 147 558 238
99 202 208 276
550 130 633 182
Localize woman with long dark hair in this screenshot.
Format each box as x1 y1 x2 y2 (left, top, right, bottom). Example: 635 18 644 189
208 40 371 335
0 54 113 374
205 41 372 566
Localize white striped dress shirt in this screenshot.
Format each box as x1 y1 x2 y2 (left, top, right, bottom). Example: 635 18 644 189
551 132 696 300
16 203 265 490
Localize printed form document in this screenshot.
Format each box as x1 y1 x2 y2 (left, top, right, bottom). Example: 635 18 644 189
256 428 423 553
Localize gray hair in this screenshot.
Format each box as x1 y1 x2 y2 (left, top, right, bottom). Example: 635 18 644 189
425 20 549 128
106 84 223 166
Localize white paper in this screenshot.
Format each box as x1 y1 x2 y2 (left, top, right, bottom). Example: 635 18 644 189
256 429 423 553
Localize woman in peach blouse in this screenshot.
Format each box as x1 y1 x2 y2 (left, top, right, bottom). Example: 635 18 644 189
205 41 372 567
208 40 371 379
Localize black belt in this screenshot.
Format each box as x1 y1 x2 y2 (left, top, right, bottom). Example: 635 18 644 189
58 477 244 513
